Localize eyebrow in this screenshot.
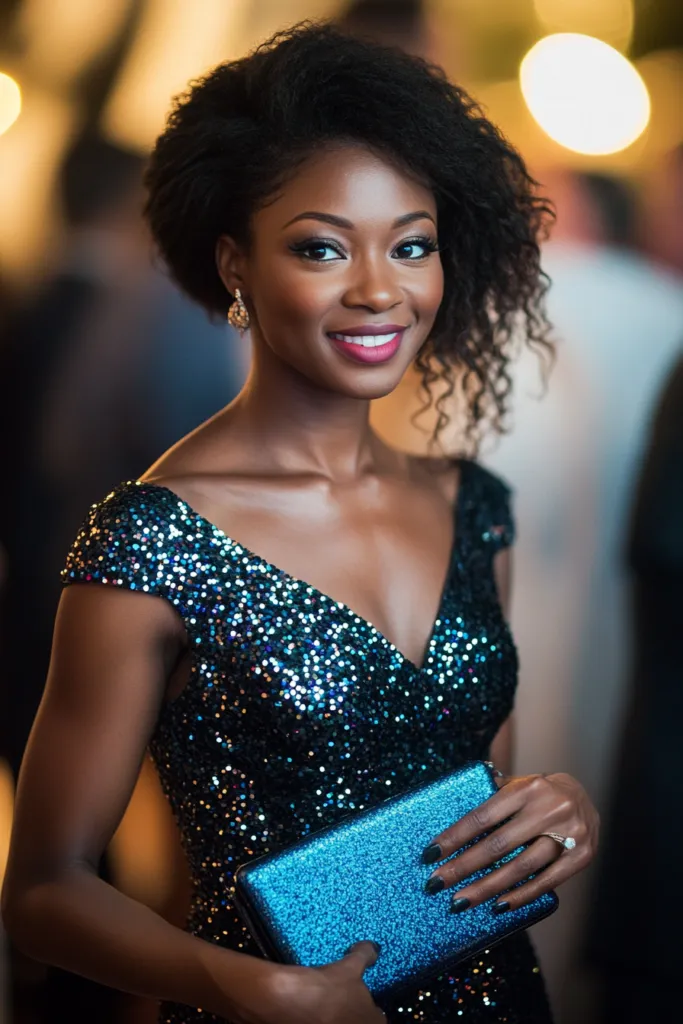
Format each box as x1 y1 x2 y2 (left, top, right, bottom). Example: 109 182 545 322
282 210 436 230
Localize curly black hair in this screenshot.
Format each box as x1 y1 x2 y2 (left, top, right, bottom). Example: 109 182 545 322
144 22 553 447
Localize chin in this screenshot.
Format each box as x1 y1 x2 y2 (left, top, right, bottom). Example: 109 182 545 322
328 365 409 401
287 343 418 400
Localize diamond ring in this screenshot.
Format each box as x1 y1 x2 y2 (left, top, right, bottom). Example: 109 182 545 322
540 832 576 851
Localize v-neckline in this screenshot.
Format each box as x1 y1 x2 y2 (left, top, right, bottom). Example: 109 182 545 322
136 461 467 673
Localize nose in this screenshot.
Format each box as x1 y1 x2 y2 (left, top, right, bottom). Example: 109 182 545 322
341 253 403 313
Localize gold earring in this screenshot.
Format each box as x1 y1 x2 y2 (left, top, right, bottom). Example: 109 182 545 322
227 288 250 333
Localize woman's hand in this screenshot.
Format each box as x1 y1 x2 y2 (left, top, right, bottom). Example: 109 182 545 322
422 773 599 913
229 942 386 1024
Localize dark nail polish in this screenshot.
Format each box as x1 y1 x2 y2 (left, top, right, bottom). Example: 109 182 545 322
422 843 442 864
450 897 471 914
424 876 445 895
493 901 510 914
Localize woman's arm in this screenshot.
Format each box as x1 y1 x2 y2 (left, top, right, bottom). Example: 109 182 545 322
1 585 383 1023
1 584 272 1017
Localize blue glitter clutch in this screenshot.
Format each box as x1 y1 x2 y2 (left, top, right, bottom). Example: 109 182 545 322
234 761 558 997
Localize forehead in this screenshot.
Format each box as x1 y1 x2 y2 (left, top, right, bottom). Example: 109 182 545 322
256 143 437 228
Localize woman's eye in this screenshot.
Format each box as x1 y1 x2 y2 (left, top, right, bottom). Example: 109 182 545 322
393 238 438 260
291 240 344 262
290 237 437 262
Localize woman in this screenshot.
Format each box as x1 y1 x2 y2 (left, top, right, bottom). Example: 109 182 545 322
1 24 599 1024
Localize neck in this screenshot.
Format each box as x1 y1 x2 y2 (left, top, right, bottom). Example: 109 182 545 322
228 335 388 481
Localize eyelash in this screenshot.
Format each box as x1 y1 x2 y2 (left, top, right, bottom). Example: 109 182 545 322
289 235 440 262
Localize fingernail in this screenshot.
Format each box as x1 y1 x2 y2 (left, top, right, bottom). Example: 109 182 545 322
371 941 382 955
422 843 442 864
450 897 471 914
424 876 445 895
493 901 510 914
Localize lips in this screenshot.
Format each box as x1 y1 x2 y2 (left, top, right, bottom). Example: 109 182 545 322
327 325 407 365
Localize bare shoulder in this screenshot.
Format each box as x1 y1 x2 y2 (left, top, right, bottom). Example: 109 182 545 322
139 411 249 507
136 412 290 536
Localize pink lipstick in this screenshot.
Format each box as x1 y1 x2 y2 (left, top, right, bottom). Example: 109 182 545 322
327 324 407 365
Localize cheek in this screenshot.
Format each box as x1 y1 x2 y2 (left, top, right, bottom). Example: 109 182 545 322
259 257 337 328
413 261 445 324
427 262 445 309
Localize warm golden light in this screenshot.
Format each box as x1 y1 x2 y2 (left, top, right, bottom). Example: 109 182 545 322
103 0 251 151
0 759 14 886
0 88 76 278
634 50 683 162
534 0 634 51
520 34 650 155
17 0 134 86
103 0 346 151
0 71 22 136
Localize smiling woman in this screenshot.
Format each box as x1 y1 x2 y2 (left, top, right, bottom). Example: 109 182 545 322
145 23 553 443
210 142 444 406
1 21 598 1024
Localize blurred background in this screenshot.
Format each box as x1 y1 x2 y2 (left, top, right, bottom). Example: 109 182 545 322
1 1 681 1023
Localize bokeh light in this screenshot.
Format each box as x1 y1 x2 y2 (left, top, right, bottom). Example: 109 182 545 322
103 0 338 151
635 49 683 159
103 0 251 151
16 0 134 87
0 72 22 137
520 34 650 155
533 0 634 51
0 88 75 277
0 759 14 886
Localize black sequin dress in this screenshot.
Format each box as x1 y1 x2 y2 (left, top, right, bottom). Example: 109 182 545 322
63 460 553 1022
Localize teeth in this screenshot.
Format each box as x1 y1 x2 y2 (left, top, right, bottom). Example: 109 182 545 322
330 332 398 348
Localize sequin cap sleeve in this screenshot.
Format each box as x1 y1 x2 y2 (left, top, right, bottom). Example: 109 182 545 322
460 460 515 554
62 481 177 599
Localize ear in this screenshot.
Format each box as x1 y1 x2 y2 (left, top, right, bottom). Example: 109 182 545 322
216 235 247 299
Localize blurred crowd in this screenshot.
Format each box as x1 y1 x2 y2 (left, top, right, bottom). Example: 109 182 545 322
1 2 682 1024
0 130 249 1024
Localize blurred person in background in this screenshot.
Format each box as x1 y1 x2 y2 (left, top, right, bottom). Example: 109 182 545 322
2 22 601 1024
0 133 147 782
484 168 683 1020
0 132 245 1023
640 144 683 278
0 132 246 777
587 354 683 1023
0 131 145 1024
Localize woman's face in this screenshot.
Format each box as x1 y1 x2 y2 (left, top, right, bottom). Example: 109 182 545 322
219 144 444 400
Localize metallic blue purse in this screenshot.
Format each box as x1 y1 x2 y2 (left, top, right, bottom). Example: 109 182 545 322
234 761 558 997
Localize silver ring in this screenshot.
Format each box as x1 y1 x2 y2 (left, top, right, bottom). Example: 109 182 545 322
540 831 576 851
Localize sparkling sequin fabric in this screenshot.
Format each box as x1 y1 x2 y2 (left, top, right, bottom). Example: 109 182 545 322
63 460 553 1023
